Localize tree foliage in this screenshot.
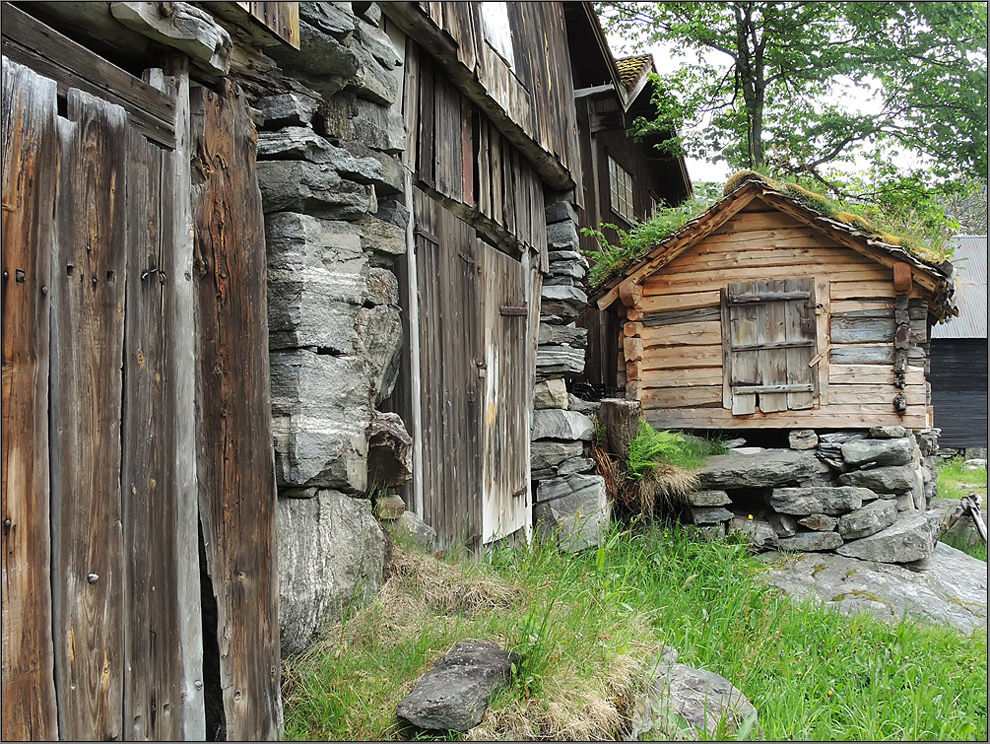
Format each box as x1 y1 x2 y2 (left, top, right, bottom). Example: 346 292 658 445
598 1 988 218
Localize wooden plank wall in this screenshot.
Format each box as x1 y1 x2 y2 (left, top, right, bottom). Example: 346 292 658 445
930 339 989 448
626 200 930 430
410 46 547 261
416 1 581 188
49 87 129 742
190 81 281 742
1 59 60 742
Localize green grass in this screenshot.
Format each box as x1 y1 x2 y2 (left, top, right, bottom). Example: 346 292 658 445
935 457 987 562
282 523 988 741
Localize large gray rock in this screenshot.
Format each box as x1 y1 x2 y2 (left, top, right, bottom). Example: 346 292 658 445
391 511 437 552
257 127 383 181
769 486 867 516
534 474 610 552
788 430 818 450
729 517 779 550
358 214 405 256
268 14 358 97
547 220 580 250
530 440 584 472
697 450 818 490
319 91 405 154
760 542 987 633
798 514 838 531
355 303 402 403
255 92 320 129
540 285 588 321
870 425 911 439
536 345 585 376
266 213 367 351
545 200 578 225
838 465 916 494
838 499 898 540
841 437 915 468
533 378 570 410
257 160 375 218
278 491 385 655
685 490 731 507
776 531 843 552
688 506 734 524
557 457 594 476
271 350 371 491
347 40 400 106
538 322 587 347
627 647 759 741
531 409 594 442
367 411 412 488
396 641 517 732
836 512 939 563
548 259 586 279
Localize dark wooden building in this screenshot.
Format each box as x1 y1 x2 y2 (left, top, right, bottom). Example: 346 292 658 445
381 2 583 548
594 176 958 432
561 4 692 391
930 235 988 449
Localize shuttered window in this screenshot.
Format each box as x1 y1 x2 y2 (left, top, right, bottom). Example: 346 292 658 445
723 278 818 414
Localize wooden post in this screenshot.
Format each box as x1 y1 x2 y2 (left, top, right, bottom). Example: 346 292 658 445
1 58 60 742
190 80 282 741
598 398 642 460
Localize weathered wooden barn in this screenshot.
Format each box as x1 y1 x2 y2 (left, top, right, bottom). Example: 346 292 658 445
594 177 958 432
560 6 692 391
380 3 584 549
930 235 988 450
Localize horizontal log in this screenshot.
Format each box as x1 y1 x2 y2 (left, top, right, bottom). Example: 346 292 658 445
830 316 895 344
640 366 723 388
639 385 723 409
829 384 927 406
663 246 876 274
639 345 722 370
643 265 888 295
828 364 924 386
728 290 811 303
638 321 722 347
710 210 805 234
642 305 721 327
830 345 925 366
638 290 721 312
732 339 815 352
643 405 928 430
829 280 899 300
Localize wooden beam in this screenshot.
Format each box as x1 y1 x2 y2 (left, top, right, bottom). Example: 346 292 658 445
1 4 176 148
1 58 60 743
110 2 232 75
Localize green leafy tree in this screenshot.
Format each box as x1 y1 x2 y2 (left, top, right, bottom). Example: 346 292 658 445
598 2 987 207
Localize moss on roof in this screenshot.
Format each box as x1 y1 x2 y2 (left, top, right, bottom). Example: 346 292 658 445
614 54 653 90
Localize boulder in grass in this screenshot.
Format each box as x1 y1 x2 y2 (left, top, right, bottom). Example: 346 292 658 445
836 512 939 564
397 641 517 732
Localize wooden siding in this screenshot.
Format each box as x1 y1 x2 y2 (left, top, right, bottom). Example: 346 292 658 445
384 2 580 191
1 59 60 742
411 189 531 548
190 81 281 741
234 1 300 48
930 339 989 447
624 203 930 430
406 45 547 264
2 37 280 740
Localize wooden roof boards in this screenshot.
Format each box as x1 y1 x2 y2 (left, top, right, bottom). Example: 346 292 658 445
594 178 958 322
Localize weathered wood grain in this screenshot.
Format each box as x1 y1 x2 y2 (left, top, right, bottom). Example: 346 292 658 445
638 290 722 313
119 120 185 741
640 366 723 389
829 364 924 386
50 88 128 742
1 58 59 743
643 405 928 430
190 81 281 742
639 386 723 409
641 306 721 327
830 315 896 344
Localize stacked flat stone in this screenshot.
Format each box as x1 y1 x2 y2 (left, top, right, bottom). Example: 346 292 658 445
682 426 944 564
256 2 406 655
531 199 608 551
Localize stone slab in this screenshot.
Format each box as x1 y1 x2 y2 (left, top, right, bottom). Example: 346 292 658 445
696 450 818 490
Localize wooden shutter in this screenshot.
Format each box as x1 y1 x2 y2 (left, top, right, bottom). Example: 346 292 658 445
724 278 817 414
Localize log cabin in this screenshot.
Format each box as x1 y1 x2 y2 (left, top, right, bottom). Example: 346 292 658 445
594 175 958 433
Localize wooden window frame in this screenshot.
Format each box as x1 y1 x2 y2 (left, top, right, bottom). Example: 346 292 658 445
607 152 635 225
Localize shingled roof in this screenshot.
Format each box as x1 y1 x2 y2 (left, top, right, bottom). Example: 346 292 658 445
594 177 958 322
614 53 653 91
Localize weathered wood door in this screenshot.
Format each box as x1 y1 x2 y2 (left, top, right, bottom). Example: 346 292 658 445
724 278 817 414
2 12 281 738
412 190 530 549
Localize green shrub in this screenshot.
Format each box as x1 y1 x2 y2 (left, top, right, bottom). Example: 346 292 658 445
626 421 726 478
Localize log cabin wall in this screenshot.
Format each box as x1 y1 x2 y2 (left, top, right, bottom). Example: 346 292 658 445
621 197 933 431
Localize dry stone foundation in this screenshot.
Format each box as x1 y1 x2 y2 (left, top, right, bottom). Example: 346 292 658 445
530 198 609 551
682 426 942 564
255 1 409 654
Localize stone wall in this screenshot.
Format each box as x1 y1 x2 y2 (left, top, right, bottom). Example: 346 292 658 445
253 1 405 655
531 199 610 551
683 427 943 564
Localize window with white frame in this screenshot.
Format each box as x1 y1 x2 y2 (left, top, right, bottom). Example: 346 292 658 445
608 155 635 223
